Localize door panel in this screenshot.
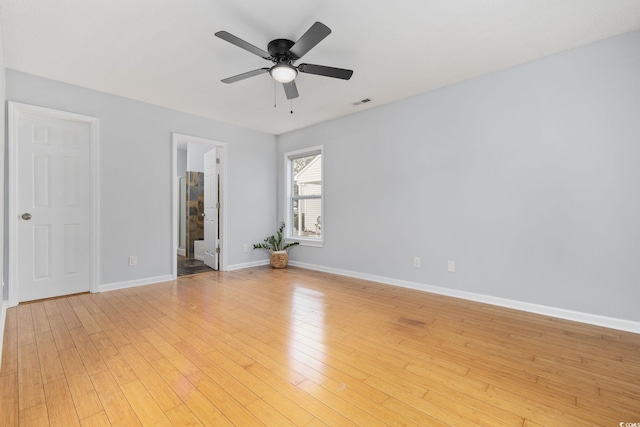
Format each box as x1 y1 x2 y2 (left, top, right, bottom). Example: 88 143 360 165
33 225 51 279
64 223 80 275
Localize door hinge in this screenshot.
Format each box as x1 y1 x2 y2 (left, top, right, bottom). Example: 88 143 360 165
216 157 220 164
215 202 220 209
215 247 220 254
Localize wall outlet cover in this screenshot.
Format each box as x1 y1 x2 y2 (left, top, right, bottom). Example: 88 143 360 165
447 260 455 272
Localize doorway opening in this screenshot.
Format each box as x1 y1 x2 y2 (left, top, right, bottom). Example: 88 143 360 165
172 133 226 278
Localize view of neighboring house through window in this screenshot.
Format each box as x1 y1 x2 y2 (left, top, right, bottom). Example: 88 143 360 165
285 146 323 246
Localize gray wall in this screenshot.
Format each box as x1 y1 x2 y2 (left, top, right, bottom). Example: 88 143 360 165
186 142 212 173
6 70 276 286
177 148 187 178
278 30 640 322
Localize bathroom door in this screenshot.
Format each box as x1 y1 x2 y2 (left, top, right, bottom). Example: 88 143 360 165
204 148 219 269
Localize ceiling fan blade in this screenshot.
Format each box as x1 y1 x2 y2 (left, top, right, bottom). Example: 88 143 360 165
221 68 270 84
283 81 299 100
298 63 353 80
215 31 271 60
288 22 331 59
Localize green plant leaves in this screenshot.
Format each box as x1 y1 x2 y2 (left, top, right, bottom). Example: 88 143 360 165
253 222 299 252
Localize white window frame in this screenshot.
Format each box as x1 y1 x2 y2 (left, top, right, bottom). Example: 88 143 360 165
284 145 324 247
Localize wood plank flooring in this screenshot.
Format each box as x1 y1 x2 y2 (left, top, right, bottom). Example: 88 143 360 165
1 266 639 426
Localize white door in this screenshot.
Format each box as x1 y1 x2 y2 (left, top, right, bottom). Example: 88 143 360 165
203 148 219 269
10 103 94 302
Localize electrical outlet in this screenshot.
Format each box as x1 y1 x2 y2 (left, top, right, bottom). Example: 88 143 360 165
243 244 248 253
447 260 455 272
128 256 137 267
413 257 421 268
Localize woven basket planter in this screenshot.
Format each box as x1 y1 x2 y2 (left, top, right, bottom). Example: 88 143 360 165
270 250 289 269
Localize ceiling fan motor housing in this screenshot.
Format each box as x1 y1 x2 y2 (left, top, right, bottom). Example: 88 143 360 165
268 39 296 62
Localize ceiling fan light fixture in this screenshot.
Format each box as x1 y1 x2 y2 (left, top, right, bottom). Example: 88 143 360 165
270 64 297 83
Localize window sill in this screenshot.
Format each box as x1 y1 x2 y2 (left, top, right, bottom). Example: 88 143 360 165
287 237 323 248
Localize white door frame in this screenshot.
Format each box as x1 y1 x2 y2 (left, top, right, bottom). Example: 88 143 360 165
8 102 100 307
172 133 227 277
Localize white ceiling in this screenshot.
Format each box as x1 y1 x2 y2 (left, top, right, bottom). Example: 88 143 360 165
1 1 639 135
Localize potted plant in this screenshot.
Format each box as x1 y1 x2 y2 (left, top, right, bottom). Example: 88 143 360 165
253 222 299 268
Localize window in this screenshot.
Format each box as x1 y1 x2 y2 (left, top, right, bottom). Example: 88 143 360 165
284 146 323 246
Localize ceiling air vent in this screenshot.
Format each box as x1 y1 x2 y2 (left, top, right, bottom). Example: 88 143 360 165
352 98 372 106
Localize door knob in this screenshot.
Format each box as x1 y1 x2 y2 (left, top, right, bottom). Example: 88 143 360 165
22 213 32 220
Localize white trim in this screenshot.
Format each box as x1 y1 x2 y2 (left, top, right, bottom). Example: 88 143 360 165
226 260 271 271
98 274 174 293
288 260 640 334
0 301 8 367
287 237 323 248
176 176 187 258
171 133 228 278
7 102 100 307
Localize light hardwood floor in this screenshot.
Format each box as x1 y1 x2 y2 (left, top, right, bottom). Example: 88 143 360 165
1 266 639 426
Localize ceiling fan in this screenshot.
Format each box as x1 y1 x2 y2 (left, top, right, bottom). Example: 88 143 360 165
215 22 353 100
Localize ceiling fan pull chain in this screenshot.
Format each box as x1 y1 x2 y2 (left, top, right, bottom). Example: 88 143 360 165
290 99 294 114
274 81 277 108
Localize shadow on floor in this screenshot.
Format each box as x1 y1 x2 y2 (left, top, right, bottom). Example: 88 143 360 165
177 256 214 276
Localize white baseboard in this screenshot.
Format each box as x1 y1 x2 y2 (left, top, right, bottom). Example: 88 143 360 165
177 248 186 257
98 274 175 293
288 261 640 334
226 259 270 271
0 300 8 367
